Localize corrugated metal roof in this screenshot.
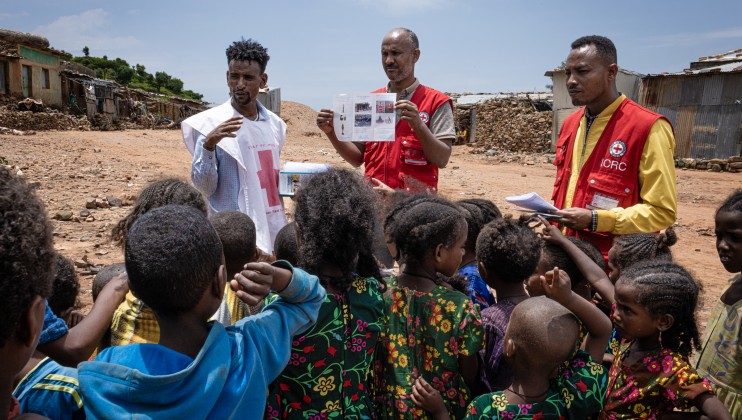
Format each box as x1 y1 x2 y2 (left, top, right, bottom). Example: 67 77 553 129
696 48 742 63
646 61 742 77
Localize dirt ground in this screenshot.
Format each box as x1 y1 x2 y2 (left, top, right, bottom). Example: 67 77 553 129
1 101 738 330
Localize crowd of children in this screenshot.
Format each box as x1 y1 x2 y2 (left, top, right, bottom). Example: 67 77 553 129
2 163 740 419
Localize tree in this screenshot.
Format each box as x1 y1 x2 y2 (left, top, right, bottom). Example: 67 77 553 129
116 67 135 86
166 77 184 94
135 64 147 77
83 46 90 57
154 71 171 93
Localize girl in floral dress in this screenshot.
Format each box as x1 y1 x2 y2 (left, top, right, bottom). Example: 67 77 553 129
693 189 742 418
265 169 385 419
375 195 483 419
602 260 731 419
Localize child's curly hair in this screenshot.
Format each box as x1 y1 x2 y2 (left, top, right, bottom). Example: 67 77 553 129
384 195 466 265
476 215 542 284
619 260 701 356
48 255 80 316
612 227 676 272
0 167 55 347
294 168 381 291
111 179 207 247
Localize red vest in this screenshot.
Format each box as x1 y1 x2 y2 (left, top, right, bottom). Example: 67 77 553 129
551 98 669 256
364 85 452 192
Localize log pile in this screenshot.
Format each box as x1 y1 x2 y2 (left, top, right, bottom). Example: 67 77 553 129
463 99 552 154
0 107 91 131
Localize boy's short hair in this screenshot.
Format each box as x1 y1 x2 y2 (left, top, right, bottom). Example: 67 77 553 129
48 255 80 316
209 211 257 275
125 205 223 315
93 263 126 301
507 296 578 372
274 222 299 266
0 167 55 347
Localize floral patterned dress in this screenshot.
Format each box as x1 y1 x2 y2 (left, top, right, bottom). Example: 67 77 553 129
600 340 715 419
375 276 484 419
265 276 384 419
466 350 608 419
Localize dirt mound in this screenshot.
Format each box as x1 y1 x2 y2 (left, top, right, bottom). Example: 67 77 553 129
282 101 324 141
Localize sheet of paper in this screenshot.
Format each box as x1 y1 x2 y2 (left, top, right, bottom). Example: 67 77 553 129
505 192 559 213
279 161 331 197
333 93 396 142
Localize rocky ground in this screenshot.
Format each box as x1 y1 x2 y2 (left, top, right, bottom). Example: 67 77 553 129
1 100 738 330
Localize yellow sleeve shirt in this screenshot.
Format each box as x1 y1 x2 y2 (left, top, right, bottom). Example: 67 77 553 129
564 96 677 235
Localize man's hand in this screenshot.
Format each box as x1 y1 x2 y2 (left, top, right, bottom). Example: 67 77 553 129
395 100 422 129
411 377 450 420
204 116 243 150
555 207 592 231
316 109 336 135
231 262 275 306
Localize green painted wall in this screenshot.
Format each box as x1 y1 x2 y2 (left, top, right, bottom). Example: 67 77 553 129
19 46 59 66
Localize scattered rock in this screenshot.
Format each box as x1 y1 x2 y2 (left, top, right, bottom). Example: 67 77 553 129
80 209 91 218
53 211 73 221
106 195 122 207
95 198 109 208
85 198 97 209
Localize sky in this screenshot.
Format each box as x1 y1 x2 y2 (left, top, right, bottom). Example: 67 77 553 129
3 1 742 110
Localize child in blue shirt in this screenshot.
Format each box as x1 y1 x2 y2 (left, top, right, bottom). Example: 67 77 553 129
77 205 325 419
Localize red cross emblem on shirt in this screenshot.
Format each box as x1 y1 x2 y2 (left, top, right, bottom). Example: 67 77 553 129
609 140 627 158
257 150 281 207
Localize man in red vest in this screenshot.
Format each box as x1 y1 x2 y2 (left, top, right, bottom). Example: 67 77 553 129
552 35 677 258
316 28 455 193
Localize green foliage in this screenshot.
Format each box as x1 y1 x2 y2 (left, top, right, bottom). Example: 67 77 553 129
69 53 203 102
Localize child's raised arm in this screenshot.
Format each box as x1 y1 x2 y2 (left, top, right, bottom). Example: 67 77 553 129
38 273 129 366
541 267 612 363
232 261 326 382
539 217 615 304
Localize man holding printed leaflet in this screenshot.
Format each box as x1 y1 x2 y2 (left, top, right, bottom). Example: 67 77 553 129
182 38 287 254
316 28 456 193
551 35 677 258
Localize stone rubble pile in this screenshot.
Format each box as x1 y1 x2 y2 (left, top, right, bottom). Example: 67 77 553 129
0 106 91 131
461 99 552 154
675 156 742 173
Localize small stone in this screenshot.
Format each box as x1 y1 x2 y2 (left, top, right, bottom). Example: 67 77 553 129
85 215 95 222
74 259 88 268
85 198 97 209
521 172 527 177
54 211 73 221
80 234 91 242
694 248 701 252
95 198 109 209
93 148 101 153
80 210 90 218
106 195 122 207
485 149 497 157
711 164 722 172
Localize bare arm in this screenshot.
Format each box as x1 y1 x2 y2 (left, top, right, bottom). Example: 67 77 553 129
396 100 452 168
38 273 129 366
539 216 615 304
660 392 732 420
541 267 612 362
316 109 365 167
